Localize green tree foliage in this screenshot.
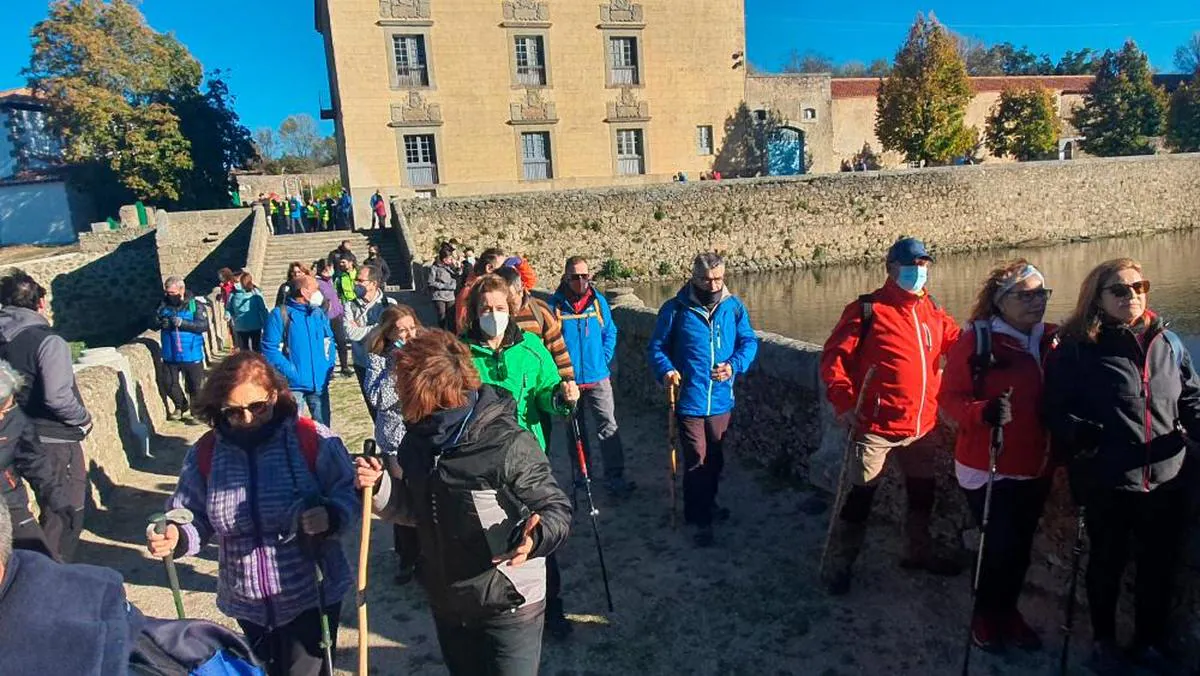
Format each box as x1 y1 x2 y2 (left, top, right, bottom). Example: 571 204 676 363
1071 41 1166 157
954 36 1096 76
985 87 1061 161
875 14 975 165
713 102 787 177
1166 77 1200 152
25 0 253 213
1176 33 1200 74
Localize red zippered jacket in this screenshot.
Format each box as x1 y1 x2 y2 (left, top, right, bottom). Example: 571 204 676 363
820 279 961 439
939 322 1058 477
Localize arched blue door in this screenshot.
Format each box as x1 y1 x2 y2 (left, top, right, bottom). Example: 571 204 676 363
767 127 804 176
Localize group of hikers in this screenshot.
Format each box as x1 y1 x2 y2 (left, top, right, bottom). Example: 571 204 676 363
0 233 1195 675
257 188 391 236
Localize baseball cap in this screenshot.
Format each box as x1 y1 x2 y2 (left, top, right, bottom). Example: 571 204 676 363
887 237 934 265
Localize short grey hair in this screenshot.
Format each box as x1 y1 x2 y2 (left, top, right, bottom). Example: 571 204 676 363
358 264 383 285
0 360 25 402
0 500 11 569
692 252 724 278
164 276 185 291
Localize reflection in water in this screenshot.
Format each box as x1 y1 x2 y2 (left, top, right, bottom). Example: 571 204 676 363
633 229 1200 347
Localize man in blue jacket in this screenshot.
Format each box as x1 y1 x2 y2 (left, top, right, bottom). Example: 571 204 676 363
153 277 209 426
288 194 305 234
262 274 335 426
550 256 635 496
647 253 758 547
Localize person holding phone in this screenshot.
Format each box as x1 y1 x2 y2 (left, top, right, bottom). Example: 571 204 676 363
355 329 571 676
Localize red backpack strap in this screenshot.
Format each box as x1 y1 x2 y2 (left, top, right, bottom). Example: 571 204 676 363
295 416 321 475
196 431 217 481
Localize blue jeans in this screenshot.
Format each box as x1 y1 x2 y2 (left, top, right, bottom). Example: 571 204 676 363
299 390 330 427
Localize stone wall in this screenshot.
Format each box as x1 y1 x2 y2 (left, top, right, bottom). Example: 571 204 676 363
399 153 1200 284
745 75 837 174
155 207 254 291
244 204 271 284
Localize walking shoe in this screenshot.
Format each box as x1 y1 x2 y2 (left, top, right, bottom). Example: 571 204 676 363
693 525 715 548
180 412 199 426
821 520 867 597
1086 641 1128 675
340 367 355 378
1003 610 1042 651
1128 644 1187 676
604 477 637 497
970 614 1004 654
165 410 177 422
544 600 573 639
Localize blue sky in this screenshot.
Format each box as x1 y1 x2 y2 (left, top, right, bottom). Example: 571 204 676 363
2 1 1197 136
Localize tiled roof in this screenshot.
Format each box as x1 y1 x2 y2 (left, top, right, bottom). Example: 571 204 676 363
831 75 1096 98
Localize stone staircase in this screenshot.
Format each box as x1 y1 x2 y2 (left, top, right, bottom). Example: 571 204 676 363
260 230 409 305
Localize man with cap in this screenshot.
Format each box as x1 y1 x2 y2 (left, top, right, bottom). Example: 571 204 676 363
818 237 963 595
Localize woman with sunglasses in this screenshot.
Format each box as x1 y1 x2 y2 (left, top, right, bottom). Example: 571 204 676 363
1045 258 1200 674
939 260 1057 653
147 351 358 676
363 303 423 584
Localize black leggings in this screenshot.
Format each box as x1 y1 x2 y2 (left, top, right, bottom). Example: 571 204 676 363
238 603 341 676
235 330 262 352
962 477 1050 617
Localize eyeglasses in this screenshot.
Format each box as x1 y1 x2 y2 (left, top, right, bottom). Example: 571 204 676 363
1104 280 1150 299
1012 288 1052 303
569 274 591 281
220 399 273 421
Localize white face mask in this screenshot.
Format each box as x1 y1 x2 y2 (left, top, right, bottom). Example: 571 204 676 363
308 290 325 308
479 311 509 338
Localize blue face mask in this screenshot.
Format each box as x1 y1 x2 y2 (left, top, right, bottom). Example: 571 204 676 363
393 339 405 349
897 265 928 293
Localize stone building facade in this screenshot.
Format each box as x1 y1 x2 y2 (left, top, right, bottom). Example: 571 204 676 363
316 0 746 215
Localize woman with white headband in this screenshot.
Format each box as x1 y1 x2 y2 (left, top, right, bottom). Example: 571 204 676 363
938 259 1056 654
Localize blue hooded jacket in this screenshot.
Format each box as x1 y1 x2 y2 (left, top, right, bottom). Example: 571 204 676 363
155 294 208 364
549 284 617 386
647 285 759 417
262 299 335 394
226 287 269 332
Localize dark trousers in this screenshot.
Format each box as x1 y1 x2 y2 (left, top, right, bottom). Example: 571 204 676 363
434 300 456 332
962 477 1050 616
27 439 87 562
330 316 349 371
434 602 546 676
239 603 341 676
235 330 262 352
565 379 626 482
352 365 376 420
678 412 731 527
393 523 420 567
1085 480 1187 647
4 493 53 559
160 361 204 413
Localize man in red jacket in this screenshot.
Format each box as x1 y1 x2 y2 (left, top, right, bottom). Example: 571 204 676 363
819 237 962 595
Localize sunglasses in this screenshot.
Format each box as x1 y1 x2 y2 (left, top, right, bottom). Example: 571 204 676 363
1104 280 1150 299
569 274 591 281
221 399 273 421
1011 288 1053 303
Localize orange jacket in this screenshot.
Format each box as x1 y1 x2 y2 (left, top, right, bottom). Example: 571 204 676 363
939 322 1057 478
820 280 961 439
454 273 476 334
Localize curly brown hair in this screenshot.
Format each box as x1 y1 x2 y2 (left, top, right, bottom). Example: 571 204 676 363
394 329 482 422
192 351 297 427
968 258 1038 322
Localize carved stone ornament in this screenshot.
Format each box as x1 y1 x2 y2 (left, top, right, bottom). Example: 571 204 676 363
605 87 649 121
379 0 430 20
390 91 443 126
509 88 558 123
502 0 549 22
600 0 643 23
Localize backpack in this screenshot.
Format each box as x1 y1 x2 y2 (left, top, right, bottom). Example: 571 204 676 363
128 608 264 675
195 416 320 481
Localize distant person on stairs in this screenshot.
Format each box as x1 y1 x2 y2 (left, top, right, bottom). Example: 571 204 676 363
328 240 358 267
153 276 209 426
363 243 391 285
225 272 269 352
369 190 387 229
336 189 353 230
288 194 305 234
262 274 336 427
345 264 397 417
427 242 460 331
819 237 963 596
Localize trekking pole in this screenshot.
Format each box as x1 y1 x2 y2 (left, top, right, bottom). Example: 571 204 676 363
570 407 614 612
298 495 336 675
668 383 679 529
356 439 378 675
961 408 1007 676
149 508 194 619
818 365 876 579
314 559 335 673
1060 506 1087 675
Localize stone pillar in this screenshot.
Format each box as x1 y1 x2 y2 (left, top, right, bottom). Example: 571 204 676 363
605 286 646 309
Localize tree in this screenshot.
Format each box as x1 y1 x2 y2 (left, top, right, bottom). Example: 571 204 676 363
1166 77 1200 152
875 14 976 165
782 50 835 74
866 59 892 77
277 114 321 159
173 72 256 207
1071 41 1166 157
985 86 1060 160
1176 33 1200 74
713 102 786 177
253 127 278 162
1056 48 1098 75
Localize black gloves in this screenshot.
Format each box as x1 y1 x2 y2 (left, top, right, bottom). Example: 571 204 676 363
982 391 1013 428
1069 415 1105 458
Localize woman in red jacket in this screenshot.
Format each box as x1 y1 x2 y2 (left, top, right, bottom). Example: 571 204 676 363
939 259 1056 654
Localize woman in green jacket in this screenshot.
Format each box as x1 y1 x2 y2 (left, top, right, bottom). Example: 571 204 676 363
462 274 576 450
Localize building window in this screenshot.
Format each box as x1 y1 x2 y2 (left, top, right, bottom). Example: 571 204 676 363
608 37 640 85
616 129 645 175
803 107 817 121
392 35 429 88
521 132 553 180
403 134 438 186
514 36 547 86
696 125 714 155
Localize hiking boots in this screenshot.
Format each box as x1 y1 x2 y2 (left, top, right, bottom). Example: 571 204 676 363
899 510 962 576
1004 610 1042 651
179 412 199 426
970 614 1004 654
822 520 867 596
544 599 573 639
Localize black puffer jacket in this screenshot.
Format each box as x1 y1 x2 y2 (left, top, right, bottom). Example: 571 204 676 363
372 385 572 621
1044 314 1200 493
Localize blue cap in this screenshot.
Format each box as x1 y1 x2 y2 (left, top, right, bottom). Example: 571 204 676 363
887 237 933 265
